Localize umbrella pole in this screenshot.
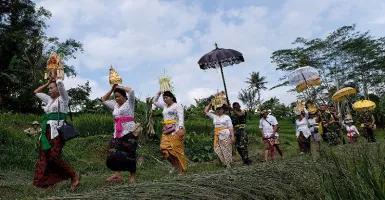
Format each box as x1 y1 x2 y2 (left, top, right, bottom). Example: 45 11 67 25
219 63 232 117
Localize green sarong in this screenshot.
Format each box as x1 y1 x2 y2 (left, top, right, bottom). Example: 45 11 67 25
41 113 66 150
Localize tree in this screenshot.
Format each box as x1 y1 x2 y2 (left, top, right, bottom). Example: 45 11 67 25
237 88 258 113
245 71 267 103
260 97 291 119
0 0 83 113
67 81 91 111
270 24 385 102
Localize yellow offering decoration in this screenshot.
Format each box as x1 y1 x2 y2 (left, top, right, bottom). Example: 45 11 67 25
109 66 122 86
293 99 304 113
44 52 64 80
212 91 228 109
159 71 173 93
307 103 318 114
352 100 376 112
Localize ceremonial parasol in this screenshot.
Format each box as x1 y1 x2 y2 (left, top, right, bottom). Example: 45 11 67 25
332 87 356 103
288 66 321 91
198 43 244 106
352 100 376 112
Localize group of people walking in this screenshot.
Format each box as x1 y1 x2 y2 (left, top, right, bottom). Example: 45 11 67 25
293 102 377 156
31 77 254 192
30 76 378 192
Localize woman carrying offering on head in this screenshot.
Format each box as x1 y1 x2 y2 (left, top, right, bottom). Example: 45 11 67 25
204 96 235 169
102 85 138 183
33 76 80 191
153 91 187 175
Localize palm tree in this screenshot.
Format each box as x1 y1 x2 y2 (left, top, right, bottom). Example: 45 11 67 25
245 71 268 102
237 88 258 113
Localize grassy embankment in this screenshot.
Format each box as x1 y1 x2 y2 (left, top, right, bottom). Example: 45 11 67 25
0 113 384 199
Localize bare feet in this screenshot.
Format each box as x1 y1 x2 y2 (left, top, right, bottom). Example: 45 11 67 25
128 173 136 183
299 152 304 155
70 173 80 190
105 174 123 183
41 186 53 194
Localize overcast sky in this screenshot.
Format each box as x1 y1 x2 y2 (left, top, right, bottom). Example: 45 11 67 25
35 0 385 107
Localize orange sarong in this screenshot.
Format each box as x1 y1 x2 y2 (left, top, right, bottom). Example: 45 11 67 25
160 120 187 170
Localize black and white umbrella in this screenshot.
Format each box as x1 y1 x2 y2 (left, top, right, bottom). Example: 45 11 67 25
198 43 245 106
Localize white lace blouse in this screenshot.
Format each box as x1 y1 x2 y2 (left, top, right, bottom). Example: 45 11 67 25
206 113 233 140
153 94 185 130
35 80 68 139
103 90 135 138
295 118 311 138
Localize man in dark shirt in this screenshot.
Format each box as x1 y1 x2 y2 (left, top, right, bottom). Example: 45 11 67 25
231 102 252 165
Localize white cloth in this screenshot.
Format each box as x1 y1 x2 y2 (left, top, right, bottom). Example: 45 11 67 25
308 117 318 133
259 115 278 138
295 118 311 138
345 125 359 136
153 94 185 135
35 80 68 139
103 90 135 138
206 113 233 140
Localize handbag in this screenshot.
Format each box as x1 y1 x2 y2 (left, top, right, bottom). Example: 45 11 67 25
162 124 176 134
57 100 80 142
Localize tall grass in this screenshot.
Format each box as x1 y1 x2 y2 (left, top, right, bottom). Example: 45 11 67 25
320 142 385 200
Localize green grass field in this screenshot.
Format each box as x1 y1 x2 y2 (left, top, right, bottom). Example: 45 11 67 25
1 113 384 199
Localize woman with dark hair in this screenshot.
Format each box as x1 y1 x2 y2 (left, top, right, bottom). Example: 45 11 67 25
102 84 138 183
33 76 80 192
153 90 187 175
295 110 311 155
204 101 235 169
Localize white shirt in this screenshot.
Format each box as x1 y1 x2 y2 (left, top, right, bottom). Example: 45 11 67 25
153 95 185 128
36 80 68 139
103 90 135 138
259 115 278 138
296 118 311 138
345 125 359 136
308 117 318 132
206 113 233 140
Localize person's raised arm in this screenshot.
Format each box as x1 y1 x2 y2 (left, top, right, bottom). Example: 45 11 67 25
152 91 165 109
34 78 53 103
116 86 134 108
34 79 51 94
102 85 116 102
56 78 68 102
204 101 212 114
233 109 245 117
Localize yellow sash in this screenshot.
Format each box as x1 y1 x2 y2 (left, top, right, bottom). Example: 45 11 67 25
214 127 228 147
235 124 246 128
163 119 178 125
318 123 323 135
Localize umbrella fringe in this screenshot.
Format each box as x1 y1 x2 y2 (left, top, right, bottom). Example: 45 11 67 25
199 57 244 69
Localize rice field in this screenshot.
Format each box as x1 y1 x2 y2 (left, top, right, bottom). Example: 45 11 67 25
0 113 384 199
